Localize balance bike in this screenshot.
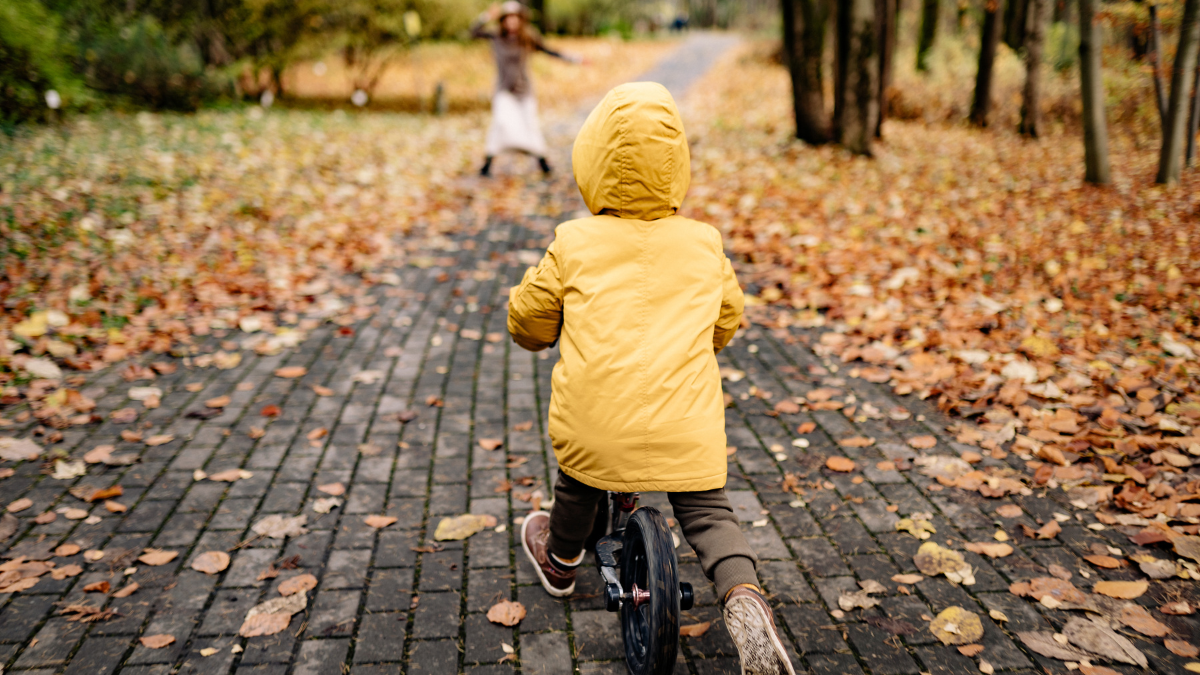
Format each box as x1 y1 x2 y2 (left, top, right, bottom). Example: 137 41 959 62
591 492 694 675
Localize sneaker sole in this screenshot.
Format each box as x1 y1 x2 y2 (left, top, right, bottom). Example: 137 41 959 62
521 510 575 598
723 597 797 675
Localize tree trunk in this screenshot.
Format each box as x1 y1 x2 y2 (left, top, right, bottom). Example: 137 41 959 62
1157 0 1200 183
529 0 547 32
917 0 939 71
834 0 879 155
876 0 897 137
1149 2 1168 129
1079 0 1111 184
1004 0 1029 50
1187 62 1200 165
971 0 1005 126
782 0 831 144
1020 0 1050 136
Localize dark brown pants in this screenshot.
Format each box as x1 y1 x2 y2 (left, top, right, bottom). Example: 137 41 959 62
546 470 759 600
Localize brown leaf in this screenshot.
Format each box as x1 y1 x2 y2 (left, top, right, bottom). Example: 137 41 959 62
50 564 82 580
434 514 498 541
957 644 984 657
278 573 318 596
838 436 875 448
1016 631 1093 661
239 593 307 637
1094 580 1148 599
137 549 179 566
995 504 1023 518
486 600 527 626
1082 554 1122 569
679 621 712 637
774 400 801 415
205 395 231 408
144 434 174 447
83 445 115 463
248 426 265 439
825 456 856 472
317 482 345 496
1062 616 1147 667
83 581 110 593
139 634 176 649
112 582 139 598
260 405 282 417
797 422 816 433
7 498 32 513
512 420 534 432
54 544 81 557
1118 604 1171 637
306 427 327 441
312 385 334 396
929 606 984 645
85 485 123 502
478 438 503 451
1021 520 1061 540
34 511 56 524
120 430 143 442
104 500 127 513
191 551 231 575
207 469 249 482
425 395 444 407
1166 639 1200 657
907 435 938 449
1008 577 1088 604
274 366 307 378
964 542 1013 558
364 515 398 529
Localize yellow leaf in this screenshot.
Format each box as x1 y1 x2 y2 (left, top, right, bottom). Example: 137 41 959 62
929 606 984 645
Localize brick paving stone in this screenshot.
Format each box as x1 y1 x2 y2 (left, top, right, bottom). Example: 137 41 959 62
353 612 407 662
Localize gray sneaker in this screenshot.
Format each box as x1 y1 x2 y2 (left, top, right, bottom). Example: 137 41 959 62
722 586 797 675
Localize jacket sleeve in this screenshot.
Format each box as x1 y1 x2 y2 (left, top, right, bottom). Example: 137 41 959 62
469 12 496 39
713 254 743 353
507 242 564 352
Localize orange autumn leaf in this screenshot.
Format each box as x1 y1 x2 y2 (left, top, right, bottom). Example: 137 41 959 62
1094 580 1148 599
364 515 398 529
274 366 307 378
679 621 712 637
907 435 938 450
825 456 856 472
278 573 318 596
139 634 175 649
486 600 527 626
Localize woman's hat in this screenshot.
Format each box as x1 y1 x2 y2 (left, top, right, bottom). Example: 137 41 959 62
498 1 527 19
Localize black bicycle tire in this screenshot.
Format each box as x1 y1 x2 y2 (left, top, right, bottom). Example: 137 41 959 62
620 507 679 675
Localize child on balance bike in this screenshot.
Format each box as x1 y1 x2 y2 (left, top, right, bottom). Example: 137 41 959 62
507 82 796 675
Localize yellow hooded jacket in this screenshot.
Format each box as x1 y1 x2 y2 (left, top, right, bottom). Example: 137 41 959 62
507 82 744 492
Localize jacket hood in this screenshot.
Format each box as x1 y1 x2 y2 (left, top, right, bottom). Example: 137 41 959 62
572 82 690 220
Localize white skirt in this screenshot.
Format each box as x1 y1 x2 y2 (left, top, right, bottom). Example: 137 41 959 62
485 90 547 157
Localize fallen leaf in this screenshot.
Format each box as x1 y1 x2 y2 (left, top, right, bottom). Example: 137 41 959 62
191 551 231 575
317 483 345 496
896 518 936 540
144 435 174 447
54 544 80 557
239 592 306 637
929 606 984 645
83 445 114 463
995 504 1023 518
260 405 281 417
1016 631 1093 661
1166 640 1199 657
1094 580 1148 599
51 460 87 480
7 498 32 513
1118 604 1171 637
306 427 327 441
205 395 231 408
278 573 318 596
1161 600 1195 615
1078 665 1122 675
1082 554 1122 569
486 599 527 626
434 514 498 541
914 542 973 584
892 573 924 584
0 513 22 541
139 634 175 649
252 514 308 539
50 564 82 580
679 621 712 637
207 469 251 482
0 437 42 461
1173 535 1200 563
83 581 110 593
478 438 503 451
104 500 127 513
1062 616 1147 667
138 549 178 566
312 497 342 513
200 647 219 657
957 644 984 657
964 542 1013 558
1021 520 1061 540
112 582 139 598
838 436 875 448
364 515 398 529
512 420 533 432
34 511 55 524
83 550 104 561
825 456 856 472
1009 577 1088 604
63 508 88 519
274 366 307 378
908 435 938 449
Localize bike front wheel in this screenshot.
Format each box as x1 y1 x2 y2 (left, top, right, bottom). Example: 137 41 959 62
619 506 679 675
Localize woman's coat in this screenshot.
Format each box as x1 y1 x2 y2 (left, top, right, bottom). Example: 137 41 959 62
507 82 744 493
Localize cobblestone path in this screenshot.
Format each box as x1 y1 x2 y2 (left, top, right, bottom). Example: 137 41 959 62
0 34 1190 675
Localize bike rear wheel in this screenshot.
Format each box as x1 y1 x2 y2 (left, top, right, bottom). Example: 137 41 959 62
619 506 679 675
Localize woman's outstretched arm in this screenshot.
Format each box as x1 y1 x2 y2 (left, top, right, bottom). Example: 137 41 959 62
470 6 501 39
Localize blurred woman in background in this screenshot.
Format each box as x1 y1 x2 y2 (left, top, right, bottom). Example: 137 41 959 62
471 1 581 177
